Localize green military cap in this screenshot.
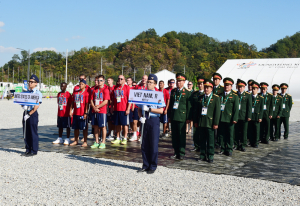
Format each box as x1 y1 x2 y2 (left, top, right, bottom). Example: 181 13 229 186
251 81 260 88
203 79 214 87
212 72 222 80
260 82 269 88
176 73 187 81
280 83 288 89
223 77 234 85
248 79 254 85
197 76 205 83
237 79 247 87
272 84 280 91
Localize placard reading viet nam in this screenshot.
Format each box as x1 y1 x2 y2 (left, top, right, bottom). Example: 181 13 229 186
129 90 164 106
13 92 40 106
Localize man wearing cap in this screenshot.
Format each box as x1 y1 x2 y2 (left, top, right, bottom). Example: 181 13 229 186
279 83 293 139
218 77 239 156
247 79 254 93
169 73 192 160
194 79 220 163
248 81 264 148
270 84 283 141
234 79 252 151
259 82 274 144
190 76 205 152
137 74 164 174
22 75 43 155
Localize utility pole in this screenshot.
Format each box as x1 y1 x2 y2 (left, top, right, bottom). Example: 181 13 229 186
101 57 103 75
65 49 68 82
122 64 128 76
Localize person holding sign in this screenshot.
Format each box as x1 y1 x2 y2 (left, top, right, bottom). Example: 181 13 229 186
217 77 239 156
53 82 72 145
248 81 264 148
137 74 164 174
279 83 293 139
193 79 220 163
90 75 110 149
233 79 252 152
69 79 90 147
22 75 42 155
270 84 283 141
169 73 192 160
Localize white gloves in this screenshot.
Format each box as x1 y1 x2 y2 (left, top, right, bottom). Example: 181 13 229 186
24 114 30 121
143 105 149 111
23 106 28 111
139 117 146 124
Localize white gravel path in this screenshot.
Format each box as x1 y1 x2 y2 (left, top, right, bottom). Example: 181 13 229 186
0 148 299 205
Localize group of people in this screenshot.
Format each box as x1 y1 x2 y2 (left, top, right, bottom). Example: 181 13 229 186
21 71 293 173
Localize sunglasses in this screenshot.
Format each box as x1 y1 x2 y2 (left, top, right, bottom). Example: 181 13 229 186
29 81 37 84
188 84 192 86
118 78 123 80
170 82 175 84
98 80 104 82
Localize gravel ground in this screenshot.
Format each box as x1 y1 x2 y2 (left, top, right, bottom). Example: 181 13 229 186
0 148 299 205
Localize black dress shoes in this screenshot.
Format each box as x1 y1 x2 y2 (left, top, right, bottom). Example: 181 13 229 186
147 170 155 174
240 148 246 152
207 159 213 163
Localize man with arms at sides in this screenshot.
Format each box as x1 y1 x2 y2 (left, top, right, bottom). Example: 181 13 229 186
166 79 175 135
158 80 170 139
186 81 194 134
111 75 131 145
106 77 115 141
190 76 205 152
90 75 110 149
87 76 99 139
194 79 220 163
69 79 90 147
270 84 283 141
279 83 293 140
53 82 72 145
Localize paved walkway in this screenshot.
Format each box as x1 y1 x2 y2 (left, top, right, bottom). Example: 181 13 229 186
1 122 299 186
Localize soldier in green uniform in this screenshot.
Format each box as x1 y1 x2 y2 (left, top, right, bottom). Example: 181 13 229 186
279 83 293 139
212 72 224 148
270 84 283 141
194 79 220 163
248 81 264 148
247 79 254 93
259 82 274 144
169 73 192 160
190 76 205 152
234 79 252 152
218 77 239 156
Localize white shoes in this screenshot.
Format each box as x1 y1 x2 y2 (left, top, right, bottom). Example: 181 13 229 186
63 138 70 145
106 135 115 141
87 134 94 139
129 135 138 141
53 137 63 144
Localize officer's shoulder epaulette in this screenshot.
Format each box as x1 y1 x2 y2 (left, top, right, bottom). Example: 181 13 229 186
278 95 283 98
246 91 251 94
232 89 237 93
268 93 272 95
259 95 264 98
288 94 292 96
192 90 198 94
213 94 219 97
233 93 237 96
220 85 224 87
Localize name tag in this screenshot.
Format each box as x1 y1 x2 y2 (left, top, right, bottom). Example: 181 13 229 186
59 104 63 110
252 107 255 113
221 104 225 111
263 105 266 110
273 106 275 111
283 104 286 109
173 101 179 109
96 99 100 105
117 96 121 103
76 102 81 108
239 104 241 110
201 107 208 115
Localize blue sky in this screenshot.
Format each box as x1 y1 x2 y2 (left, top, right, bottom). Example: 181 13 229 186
0 0 299 67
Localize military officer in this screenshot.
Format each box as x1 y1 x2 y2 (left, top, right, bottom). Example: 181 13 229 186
234 79 252 152
22 75 43 155
218 77 239 156
247 79 254 93
279 83 293 139
194 79 220 163
169 73 192 160
259 82 274 144
190 76 205 152
270 84 283 141
248 81 264 148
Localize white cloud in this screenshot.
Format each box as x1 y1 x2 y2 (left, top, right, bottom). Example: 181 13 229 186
72 35 85 39
33 47 57 52
65 38 69 41
0 46 19 53
0 21 5 33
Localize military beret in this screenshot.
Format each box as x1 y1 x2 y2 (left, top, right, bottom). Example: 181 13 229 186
203 79 214 87
272 84 280 91
197 76 205 83
30 74 39 83
237 79 247 87
280 83 288 89
212 72 222 80
223 77 234 85
148 74 158 82
176 73 186 81
251 81 260 88
260 82 269 88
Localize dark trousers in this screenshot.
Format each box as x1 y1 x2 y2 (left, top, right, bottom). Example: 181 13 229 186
270 118 280 140
214 129 219 147
171 120 186 156
280 117 289 139
260 117 270 142
199 127 214 160
193 127 200 149
219 122 234 153
141 117 160 171
23 111 39 154
234 120 248 149
248 120 260 146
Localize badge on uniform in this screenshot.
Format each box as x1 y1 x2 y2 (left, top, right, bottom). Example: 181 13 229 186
201 107 208 115
252 107 255 113
117 96 121 103
76 101 81 108
283 104 286 109
173 101 179 109
59 104 63 110
239 104 241 110
96 99 100 105
273 106 275 111
263 105 267 110
221 104 225 111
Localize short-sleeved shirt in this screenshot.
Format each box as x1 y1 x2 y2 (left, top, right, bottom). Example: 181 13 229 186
73 84 91 96
113 84 130 111
72 89 89 116
91 87 110 114
159 88 170 110
57 91 72 117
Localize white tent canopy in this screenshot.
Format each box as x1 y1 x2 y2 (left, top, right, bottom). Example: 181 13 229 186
216 58 300 101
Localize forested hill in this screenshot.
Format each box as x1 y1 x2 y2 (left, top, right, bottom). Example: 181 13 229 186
1 29 300 85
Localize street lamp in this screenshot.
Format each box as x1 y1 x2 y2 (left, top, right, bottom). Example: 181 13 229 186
17 48 30 81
